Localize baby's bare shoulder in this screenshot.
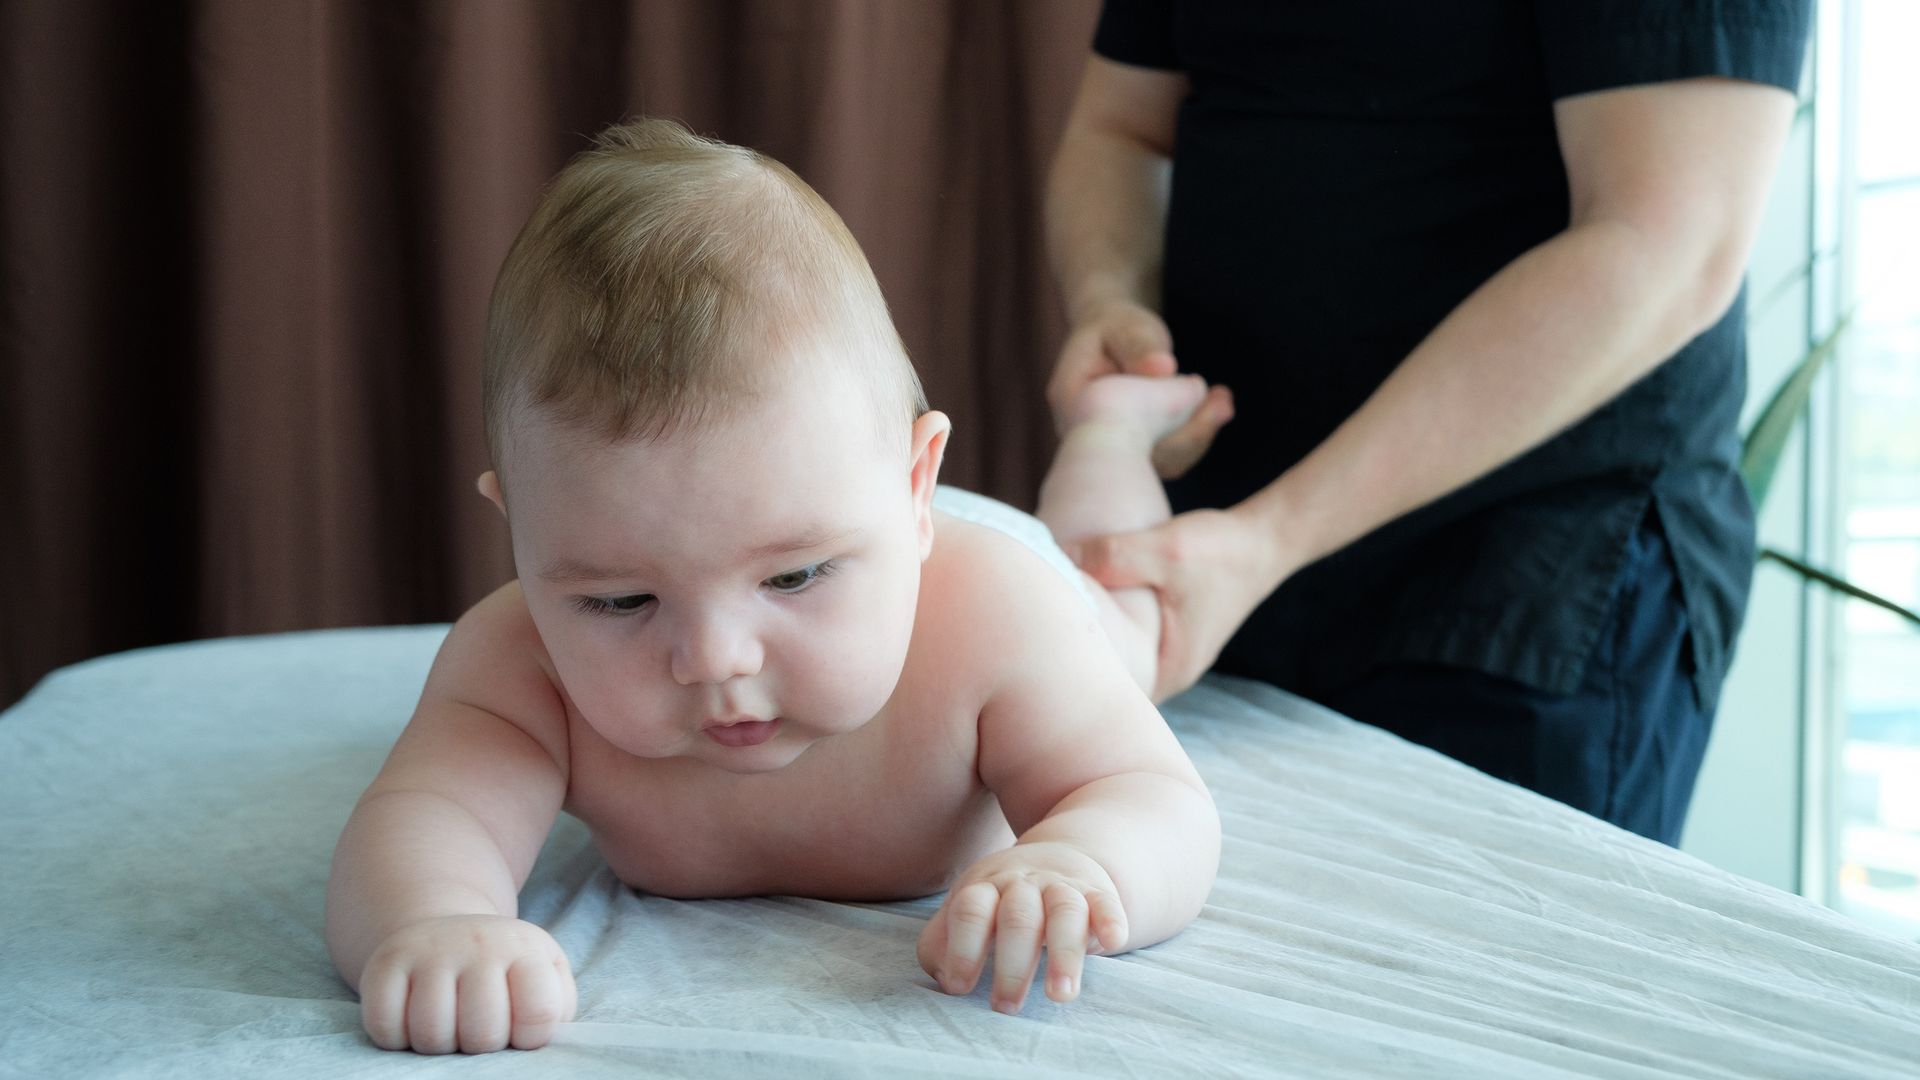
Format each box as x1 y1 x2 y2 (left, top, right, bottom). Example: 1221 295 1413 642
914 513 1176 837
913 514 1108 677
416 581 569 765
360 582 571 855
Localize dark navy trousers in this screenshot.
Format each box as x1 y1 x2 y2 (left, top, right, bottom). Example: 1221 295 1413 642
1316 511 1714 846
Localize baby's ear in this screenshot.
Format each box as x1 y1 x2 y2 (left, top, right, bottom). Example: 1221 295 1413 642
907 412 950 560
476 471 507 519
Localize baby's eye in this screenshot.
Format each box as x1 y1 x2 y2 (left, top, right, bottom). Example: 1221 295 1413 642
573 594 653 617
766 561 836 594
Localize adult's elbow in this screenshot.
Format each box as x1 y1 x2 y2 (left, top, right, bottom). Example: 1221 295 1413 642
1680 238 1753 341
1626 224 1753 353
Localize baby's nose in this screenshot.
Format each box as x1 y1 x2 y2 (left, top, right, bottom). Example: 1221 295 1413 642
669 610 764 686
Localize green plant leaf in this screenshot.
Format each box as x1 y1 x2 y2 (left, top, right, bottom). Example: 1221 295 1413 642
1742 313 1851 509
1760 547 1920 629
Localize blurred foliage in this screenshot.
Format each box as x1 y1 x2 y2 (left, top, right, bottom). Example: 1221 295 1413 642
1743 314 1920 629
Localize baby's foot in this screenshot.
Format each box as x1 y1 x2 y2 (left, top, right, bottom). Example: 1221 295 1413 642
1062 374 1211 445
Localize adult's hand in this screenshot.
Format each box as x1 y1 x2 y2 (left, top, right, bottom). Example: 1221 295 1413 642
1046 300 1232 480
1068 506 1294 702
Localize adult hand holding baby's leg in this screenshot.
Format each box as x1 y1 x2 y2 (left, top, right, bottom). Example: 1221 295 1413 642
1045 299 1232 480
356 914 576 1054
917 841 1130 1014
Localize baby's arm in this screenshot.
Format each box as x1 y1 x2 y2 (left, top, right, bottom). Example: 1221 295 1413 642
917 536 1219 1013
325 584 574 1053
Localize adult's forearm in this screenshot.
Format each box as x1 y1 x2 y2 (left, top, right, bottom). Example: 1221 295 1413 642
1044 124 1172 325
1243 220 1734 574
1018 772 1220 948
324 788 522 989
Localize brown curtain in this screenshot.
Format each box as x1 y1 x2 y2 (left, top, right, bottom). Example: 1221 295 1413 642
0 0 1100 705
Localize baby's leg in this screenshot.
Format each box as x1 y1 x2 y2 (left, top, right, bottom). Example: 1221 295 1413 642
1038 374 1223 694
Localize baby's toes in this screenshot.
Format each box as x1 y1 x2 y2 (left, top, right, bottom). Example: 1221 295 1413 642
1151 385 1234 479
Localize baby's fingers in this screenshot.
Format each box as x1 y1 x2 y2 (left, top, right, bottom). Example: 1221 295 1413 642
405 969 458 1054
1041 883 1091 1003
456 968 511 1054
991 880 1044 1014
359 960 411 1051
917 904 950 981
1088 890 1131 956
506 955 569 1050
939 881 1001 995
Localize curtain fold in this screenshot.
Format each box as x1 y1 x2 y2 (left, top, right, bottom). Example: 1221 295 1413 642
0 0 1099 704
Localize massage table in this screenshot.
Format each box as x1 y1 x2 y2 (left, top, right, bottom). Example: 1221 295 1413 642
3 626 1916 1077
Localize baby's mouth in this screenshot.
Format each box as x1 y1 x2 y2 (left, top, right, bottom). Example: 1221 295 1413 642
701 716 782 748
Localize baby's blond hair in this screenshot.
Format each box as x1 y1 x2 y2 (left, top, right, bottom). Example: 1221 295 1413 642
481 118 926 476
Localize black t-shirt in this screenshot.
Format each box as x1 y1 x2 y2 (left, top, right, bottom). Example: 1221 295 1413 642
1094 0 1811 706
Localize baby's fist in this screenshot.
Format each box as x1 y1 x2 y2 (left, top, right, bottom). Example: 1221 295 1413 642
357 914 576 1054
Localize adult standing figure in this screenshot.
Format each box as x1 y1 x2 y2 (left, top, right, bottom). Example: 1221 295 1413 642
1050 1 1813 844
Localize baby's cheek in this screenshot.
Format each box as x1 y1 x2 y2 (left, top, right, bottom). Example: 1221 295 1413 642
555 638 679 750
574 691 686 758
780 604 896 721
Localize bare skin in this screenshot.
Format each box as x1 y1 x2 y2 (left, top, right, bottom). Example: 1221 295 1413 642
1044 57 1799 702
1039 372 1223 692
325 362 1221 1054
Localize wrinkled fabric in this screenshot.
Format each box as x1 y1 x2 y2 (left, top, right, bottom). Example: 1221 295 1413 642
2 626 1916 1079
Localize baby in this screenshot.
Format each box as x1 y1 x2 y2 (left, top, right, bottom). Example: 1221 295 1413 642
325 118 1222 1055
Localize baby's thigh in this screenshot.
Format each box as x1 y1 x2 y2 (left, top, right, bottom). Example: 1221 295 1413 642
1081 573 1157 695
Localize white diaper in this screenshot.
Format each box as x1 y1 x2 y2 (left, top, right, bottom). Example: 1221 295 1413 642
932 486 1099 613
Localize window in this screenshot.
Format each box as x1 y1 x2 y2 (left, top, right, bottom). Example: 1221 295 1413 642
1828 0 1920 939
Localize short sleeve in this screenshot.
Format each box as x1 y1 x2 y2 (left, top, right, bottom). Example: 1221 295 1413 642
1537 0 1813 100
1092 0 1179 71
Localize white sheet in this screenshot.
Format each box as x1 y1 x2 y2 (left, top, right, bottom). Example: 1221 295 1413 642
2 626 1916 1078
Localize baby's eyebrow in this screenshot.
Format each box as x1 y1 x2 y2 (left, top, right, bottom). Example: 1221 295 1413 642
537 557 650 585
537 527 852 584
744 525 853 562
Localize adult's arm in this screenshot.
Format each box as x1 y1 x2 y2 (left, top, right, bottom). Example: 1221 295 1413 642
1077 77 1798 701
1045 56 1182 333
1044 57 1229 476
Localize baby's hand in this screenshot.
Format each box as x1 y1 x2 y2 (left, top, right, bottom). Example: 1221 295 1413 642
356 914 576 1054
917 842 1129 1014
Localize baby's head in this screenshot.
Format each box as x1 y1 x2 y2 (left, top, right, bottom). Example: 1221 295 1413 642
478 118 949 773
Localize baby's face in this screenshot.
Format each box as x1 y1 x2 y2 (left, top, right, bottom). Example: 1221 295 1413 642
498 372 939 774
